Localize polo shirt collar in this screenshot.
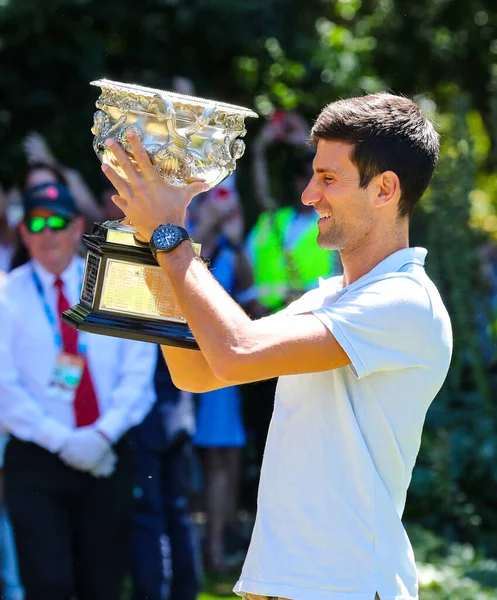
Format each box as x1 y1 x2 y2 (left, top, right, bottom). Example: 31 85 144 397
319 247 427 295
356 246 426 282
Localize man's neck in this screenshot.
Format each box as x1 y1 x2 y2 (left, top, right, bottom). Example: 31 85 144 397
340 225 409 288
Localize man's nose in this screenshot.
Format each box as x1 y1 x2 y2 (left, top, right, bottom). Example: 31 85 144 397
39 226 57 238
301 181 320 206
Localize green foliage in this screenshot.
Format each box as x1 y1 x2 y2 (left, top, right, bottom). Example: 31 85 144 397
421 95 488 398
406 96 497 553
2 0 496 187
410 526 497 599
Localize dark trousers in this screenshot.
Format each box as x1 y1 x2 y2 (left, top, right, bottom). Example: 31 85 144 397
4 436 134 600
130 440 199 600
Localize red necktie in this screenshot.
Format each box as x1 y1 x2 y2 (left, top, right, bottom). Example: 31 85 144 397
54 277 100 427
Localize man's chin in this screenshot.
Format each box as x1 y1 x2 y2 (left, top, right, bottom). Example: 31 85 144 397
317 233 341 251
35 252 72 274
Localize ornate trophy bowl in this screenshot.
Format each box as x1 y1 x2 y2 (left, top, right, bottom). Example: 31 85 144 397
62 80 257 348
90 78 258 188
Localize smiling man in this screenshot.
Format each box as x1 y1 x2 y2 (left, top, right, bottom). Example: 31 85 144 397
102 92 453 600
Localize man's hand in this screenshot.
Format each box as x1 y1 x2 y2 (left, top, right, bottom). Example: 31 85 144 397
90 448 118 478
23 131 57 166
101 131 208 241
59 427 111 472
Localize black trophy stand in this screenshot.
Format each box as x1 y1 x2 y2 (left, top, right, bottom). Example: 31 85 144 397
62 223 199 349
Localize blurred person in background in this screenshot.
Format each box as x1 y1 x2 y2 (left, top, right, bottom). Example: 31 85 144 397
189 175 264 574
0 182 27 600
0 431 24 600
0 186 23 600
10 161 83 270
248 110 339 311
0 181 157 600
130 347 199 600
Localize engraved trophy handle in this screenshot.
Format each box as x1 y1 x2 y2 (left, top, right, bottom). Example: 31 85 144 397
146 95 217 180
149 94 216 148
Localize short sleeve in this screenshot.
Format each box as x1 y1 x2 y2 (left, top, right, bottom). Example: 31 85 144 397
311 275 436 379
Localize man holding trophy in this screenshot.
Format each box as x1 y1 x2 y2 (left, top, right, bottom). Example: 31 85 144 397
97 89 452 600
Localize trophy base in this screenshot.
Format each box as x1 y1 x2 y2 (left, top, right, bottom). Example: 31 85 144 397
63 303 198 348
62 220 200 349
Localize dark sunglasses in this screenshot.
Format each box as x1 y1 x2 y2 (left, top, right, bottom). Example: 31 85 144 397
25 215 71 234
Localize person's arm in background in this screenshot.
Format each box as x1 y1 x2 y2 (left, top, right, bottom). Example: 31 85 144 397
61 167 103 224
0 280 71 453
23 132 103 224
59 338 158 476
94 339 158 443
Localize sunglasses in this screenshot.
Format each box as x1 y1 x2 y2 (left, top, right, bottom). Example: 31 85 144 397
25 215 71 234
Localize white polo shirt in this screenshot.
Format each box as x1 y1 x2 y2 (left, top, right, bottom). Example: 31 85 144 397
234 247 452 600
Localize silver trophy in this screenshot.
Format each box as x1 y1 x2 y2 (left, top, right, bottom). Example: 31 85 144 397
62 79 258 348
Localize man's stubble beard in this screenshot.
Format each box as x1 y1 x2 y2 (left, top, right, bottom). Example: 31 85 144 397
316 222 347 252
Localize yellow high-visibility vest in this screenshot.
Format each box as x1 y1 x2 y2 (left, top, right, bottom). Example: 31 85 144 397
251 207 335 311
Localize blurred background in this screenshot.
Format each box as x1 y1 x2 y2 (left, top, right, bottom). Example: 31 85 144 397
2 0 497 598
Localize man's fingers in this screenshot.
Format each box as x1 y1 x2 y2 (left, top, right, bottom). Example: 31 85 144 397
126 130 160 182
186 180 210 198
111 194 128 212
105 138 141 186
101 164 132 199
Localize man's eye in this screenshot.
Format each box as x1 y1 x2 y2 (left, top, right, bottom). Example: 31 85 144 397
324 176 334 183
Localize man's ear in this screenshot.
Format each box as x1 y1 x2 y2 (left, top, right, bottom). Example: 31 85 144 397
374 170 401 209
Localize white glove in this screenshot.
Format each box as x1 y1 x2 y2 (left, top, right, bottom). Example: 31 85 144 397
59 427 111 472
90 448 118 478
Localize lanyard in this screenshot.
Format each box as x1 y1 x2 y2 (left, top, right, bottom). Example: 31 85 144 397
31 267 86 354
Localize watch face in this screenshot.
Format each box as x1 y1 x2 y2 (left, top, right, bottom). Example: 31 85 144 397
153 224 180 250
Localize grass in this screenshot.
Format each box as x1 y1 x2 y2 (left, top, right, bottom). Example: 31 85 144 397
198 566 240 599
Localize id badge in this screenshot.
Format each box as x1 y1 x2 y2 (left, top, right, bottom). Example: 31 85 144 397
47 353 84 403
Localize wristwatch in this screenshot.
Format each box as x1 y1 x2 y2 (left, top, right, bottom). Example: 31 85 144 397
149 224 191 259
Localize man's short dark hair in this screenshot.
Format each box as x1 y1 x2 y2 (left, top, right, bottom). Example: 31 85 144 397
310 93 440 218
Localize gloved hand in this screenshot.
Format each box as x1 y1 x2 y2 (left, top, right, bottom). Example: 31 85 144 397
90 448 118 478
59 427 111 472
23 132 57 166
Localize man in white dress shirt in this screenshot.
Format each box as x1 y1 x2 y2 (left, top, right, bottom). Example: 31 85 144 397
102 93 453 600
0 182 157 600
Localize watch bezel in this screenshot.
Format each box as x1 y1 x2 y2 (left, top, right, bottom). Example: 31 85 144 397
150 224 190 257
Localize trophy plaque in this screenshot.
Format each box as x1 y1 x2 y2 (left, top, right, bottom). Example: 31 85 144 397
62 79 257 348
